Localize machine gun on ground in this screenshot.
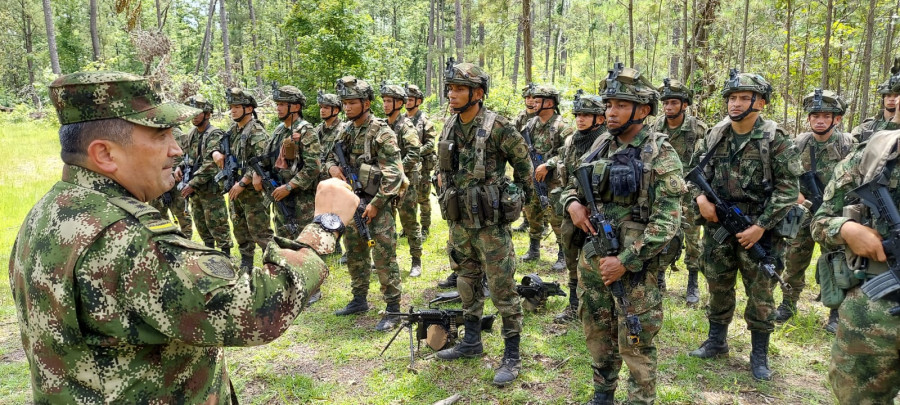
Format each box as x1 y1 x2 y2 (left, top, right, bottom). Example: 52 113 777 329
516 273 566 311
380 307 496 367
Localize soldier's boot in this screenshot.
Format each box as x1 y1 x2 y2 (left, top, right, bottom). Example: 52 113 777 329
551 244 566 272
750 331 773 381
204 241 215 248
437 272 458 289
220 246 231 257
307 289 322 306
482 275 491 298
334 295 369 316
553 279 580 324
824 308 839 334
375 303 401 331
436 318 484 360
774 299 796 323
519 238 541 262
689 322 730 358
421 226 430 240
584 390 615 405
240 255 254 271
493 335 522 386
409 256 422 278
657 270 667 292
339 252 348 265
334 242 343 256
513 218 530 233
686 270 700 305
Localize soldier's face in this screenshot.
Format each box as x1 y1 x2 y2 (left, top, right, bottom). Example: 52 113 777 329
320 105 337 119
276 101 290 119
524 96 536 112
808 112 841 133
229 104 245 120
191 112 206 127
884 93 900 111
406 98 419 110
113 125 182 201
575 113 603 131
447 84 481 110
605 99 648 130
663 99 686 117
342 99 367 119
727 91 764 117
383 96 402 114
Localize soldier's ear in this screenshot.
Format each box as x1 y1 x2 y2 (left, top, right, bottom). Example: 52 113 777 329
636 104 652 120
86 139 119 175
473 87 485 101
834 115 843 125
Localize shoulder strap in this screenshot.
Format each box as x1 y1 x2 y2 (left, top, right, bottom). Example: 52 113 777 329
363 119 382 162
473 111 498 180
758 120 778 186
108 196 181 236
441 114 458 142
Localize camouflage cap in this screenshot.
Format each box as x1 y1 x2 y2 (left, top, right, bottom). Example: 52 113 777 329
225 87 257 107
658 78 693 105
532 84 560 105
273 85 307 106
572 89 606 115
49 71 199 128
521 83 537 98
803 89 847 115
599 63 659 115
444 58 490 96
406 84 425 99
336 76 374 101
185 94 214 113
316 90 342 108
721 69 773 103
380 82 408 101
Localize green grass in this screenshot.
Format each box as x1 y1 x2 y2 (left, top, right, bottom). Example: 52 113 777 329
0 121 839 404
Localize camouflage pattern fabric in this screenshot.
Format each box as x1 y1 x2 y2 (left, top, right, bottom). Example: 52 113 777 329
9 164 333 404
522 114 573 241
690 117 801 333
513 109 534 133
149 127 192 237
345 203 402 305
265 119 321 238
185 123 232 250
410 110 437 229
225 118 274 258
851 114 899 143
390 114 423 257
316 118 343 180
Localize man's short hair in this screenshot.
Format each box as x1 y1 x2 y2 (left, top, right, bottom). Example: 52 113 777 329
59 118 134 165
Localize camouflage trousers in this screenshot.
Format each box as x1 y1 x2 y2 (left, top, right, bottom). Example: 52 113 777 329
394 185 423 258
448 223 523 338
681 200 702 273
270 191 315 239
523 181 562 241
190 187 232 250
345 202 402 305
781 227 815 303
829 287 900 404
417 162 434 229
230 188 274 259
578 251 663 404
560 218 581 282
150 186 193 238
701 226 784 333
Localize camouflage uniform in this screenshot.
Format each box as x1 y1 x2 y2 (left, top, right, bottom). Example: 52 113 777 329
407 84 438 234
851 74 900 143
315 92 343 181
150 126 193 237
512 83 538 233
561 66 684 404
810 129 900 404
11 71 334 404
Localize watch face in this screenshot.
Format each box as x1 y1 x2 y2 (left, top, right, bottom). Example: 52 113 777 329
321 214 342 230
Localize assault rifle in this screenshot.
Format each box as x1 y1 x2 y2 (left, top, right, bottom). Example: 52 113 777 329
574 163 642 345
521 123 551 209
248 156 299 236
684 165 791 290
333 141 375 247
177 150 196 215
214 133 240 192
798 146 826 214
852 168 900 316
380 307 496 367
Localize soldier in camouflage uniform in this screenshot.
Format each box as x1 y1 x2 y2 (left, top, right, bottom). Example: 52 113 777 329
519 85 574 273
263 86 321 238
382 83 424 276
776 90 855 331
316 91 344 178
406 84 438 239
178 95 231 254
688 70 802 381
562 65 684 405
216 88 274 270
324 76 406 331
10 71 358 403
149 126 193 236
810 116 900 405
552 90 607 324
851 69 900 143
434 60 534 386
653 78 708 303
512 83 538 233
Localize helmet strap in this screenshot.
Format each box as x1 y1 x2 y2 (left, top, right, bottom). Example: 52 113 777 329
322 106 339 121
812 116 837 136
233 105 251 123
665 100 685 120
609 103 644 136
453 88 480 113
535 97 556 115
728 93 759 122
347 105 370 122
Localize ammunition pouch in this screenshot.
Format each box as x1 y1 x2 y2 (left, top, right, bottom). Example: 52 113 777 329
439 182 523 227
500 183 525 223
438 140 457 172
422 153 438 173
774 203 809 239
358 162 382 197
608 148 643 204
439 187 461 221
281 137 298 160
816 249 859 309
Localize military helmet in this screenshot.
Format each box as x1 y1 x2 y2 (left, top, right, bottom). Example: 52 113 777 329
272 85 307 106
572 89 606 115
879 57 900 95
316 90 342 109
49 71 199 127
803 89 847 115
521 83 537 98
658 78 693 105
444 58 490 96
380 82 408 101
225 87 257 108
721 69 773 103
406 84 425 99
185 94 214 113
532 84 560 106
336 76 374 101
599 63 659 116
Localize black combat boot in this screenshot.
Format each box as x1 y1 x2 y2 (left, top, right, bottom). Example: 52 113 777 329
307 289 322 306
421 225 430 240
774 299 795 323
657 269 667 292
689 322 730 358
519 238 541 262
686 270 700 305
750 331 773 381
409 256 422 278
375 303 401 331
437 272 458 288
240 255 254 271
584 390 615 405
551 244 566 272
824 308 839 334
339 252 348 265
493 334 522 386
220 246 231 257
334 295 369 316
334 241 343 256
436 317 484 360
554 279 579 324
482 274 491 298
513 218 530 233
204 241 215 248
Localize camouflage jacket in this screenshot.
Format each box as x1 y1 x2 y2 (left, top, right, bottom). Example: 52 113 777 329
409 110 437 158
558 125 607 191
561 126 685 273
652 114 707 170
690 117 802 230
316 117 343 163
9 165 333 404
224 118 270 185
851 113 899 143
513 109 534 133
185 124 227 189
793 130 856 197
265 119 321 192
522 113 574 173
324 113 404 210
389 113 422 178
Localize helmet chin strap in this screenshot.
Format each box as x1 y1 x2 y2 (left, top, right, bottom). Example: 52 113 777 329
665 100 685 120
586 115 603 132
728 93 760 122
453 88 481 113
812 116 837 136
232 106 251 123
346 104 370 122
608 104 644 136
534 98 556 114
322 107 339 121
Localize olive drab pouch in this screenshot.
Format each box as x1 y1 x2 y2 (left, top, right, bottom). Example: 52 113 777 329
582 160 610 202
479 184 502 226
358 162 382 196
816 249 858 309
439 187 461 221
655 231 684 271
500 182 524 223
281 137 298 161
774 203 809 239
609 147 643 205
438 140 457 171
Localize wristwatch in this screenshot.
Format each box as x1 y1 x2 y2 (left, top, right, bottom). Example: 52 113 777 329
313 213 345 235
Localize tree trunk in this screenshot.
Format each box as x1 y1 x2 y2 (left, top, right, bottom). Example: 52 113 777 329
857 0 879 122
196 0 217 75
523 0 533 83
513 16 522 89
455 0 463 61
437 0 445 104
783 0 791 125
89 0 101 61
219 0 232 86
627 0 634 66
882 0 900 74
20 1 39 106
155 0 163 29
465 0 471 46
821 0 833 88
426 0 435 97
681 0 689 82
796 27 810 129
669 3 681 78
478 22 485 66
248 0 262 88
545 0 552 77
559 0 568 78
740 0 749 70
41 0 60 75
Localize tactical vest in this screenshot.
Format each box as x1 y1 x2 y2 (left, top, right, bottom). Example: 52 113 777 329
339 117 387 197
700 118 778 201
524 114 565 155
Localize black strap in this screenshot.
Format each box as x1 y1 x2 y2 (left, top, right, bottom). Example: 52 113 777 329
695 139 722 172
582 139 611 164
808 142 817 174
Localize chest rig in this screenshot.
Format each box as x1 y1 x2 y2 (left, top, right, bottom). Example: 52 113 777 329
702 118 777 198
